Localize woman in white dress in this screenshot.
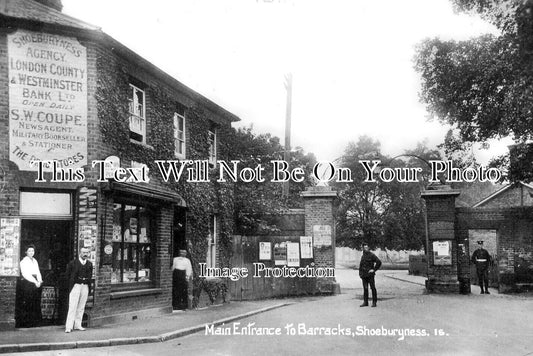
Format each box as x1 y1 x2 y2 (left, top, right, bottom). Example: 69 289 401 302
172 249 192 310
18 244 43 327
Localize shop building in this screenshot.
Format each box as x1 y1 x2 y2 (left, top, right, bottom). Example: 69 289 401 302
0 0 239 329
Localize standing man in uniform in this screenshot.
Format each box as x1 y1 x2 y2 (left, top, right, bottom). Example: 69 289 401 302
471 240 492 294
65 246 93 333
359 243 382 307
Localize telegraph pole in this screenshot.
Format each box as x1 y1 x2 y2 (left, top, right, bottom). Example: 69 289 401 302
282 73 292 199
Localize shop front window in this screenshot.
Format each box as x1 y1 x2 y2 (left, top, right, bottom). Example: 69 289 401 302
112 203 153 284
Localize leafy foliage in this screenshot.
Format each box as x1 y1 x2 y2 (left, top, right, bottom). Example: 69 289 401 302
192 278 228 308
414 0 533 181
225 126 316 235
438 130 478 169
333 137 439 251
96 53 234 300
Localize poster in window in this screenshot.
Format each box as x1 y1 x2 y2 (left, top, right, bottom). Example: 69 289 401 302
0 218 21 276
139 214 149 243
259 242 271 260
433 241 452 266
129 217 138 235
300 236 313 258
274 242 287 265
287 242 300 267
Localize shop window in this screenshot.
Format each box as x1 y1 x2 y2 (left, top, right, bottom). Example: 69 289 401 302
173 106 186 159
206 215 217 268
112 203 153 284
208 125 217 167
128 83 146 143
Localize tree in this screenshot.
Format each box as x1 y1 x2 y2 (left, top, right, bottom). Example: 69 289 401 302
438 129 478 170
414 0 533 181
224 126 315 235
333 136 384 250
333 136 435 251
381 142 440 252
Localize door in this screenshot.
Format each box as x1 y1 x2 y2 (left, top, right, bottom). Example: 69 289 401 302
468 229 498 288
17 220 73 326
172 207 187 258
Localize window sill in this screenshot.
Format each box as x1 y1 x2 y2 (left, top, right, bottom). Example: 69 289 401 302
110 288 163 300
130 139 154 150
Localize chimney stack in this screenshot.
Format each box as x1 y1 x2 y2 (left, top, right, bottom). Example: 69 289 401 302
33 0 63 12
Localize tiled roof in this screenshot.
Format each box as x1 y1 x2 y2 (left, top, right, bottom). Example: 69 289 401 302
0 0 100 31
472 181 533 208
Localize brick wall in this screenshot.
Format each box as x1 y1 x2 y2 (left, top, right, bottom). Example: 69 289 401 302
456 207 533 292
422 190 461 293
304 196 335 269
0 21 235 328
0 278 17 330
478 185 533 208
302 187 338 293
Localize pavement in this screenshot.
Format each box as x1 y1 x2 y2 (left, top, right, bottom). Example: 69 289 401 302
1 269 528 354
0 298 297 354
382 271 426 286
17 270 533 356
381 270 502 296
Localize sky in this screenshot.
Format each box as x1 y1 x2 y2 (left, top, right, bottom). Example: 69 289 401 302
62 0 510 163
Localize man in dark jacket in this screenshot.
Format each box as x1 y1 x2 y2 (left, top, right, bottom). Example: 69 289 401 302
64 246 93 333
471 240 492 294
359 243 382 307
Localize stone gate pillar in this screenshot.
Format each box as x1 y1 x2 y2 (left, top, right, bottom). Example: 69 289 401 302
301 186 340 293
421 187 461 293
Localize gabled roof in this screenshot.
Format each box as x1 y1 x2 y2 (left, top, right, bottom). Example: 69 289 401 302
472 181 533 208
0 0 100 31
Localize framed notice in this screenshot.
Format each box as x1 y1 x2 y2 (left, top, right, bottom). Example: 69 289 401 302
259 242 271 260
274 242 287 265
0 218 21 276
433 241 452 266
313 225 332 247
300 236 313 258
287 242 300 267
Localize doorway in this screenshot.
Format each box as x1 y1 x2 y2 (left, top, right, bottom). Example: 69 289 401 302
172 207 187 258
172 207 188 310
469 229 498 289
16 220 73 327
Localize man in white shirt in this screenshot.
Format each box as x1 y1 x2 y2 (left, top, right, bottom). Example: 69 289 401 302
65 246 93 333
172 249 192 310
